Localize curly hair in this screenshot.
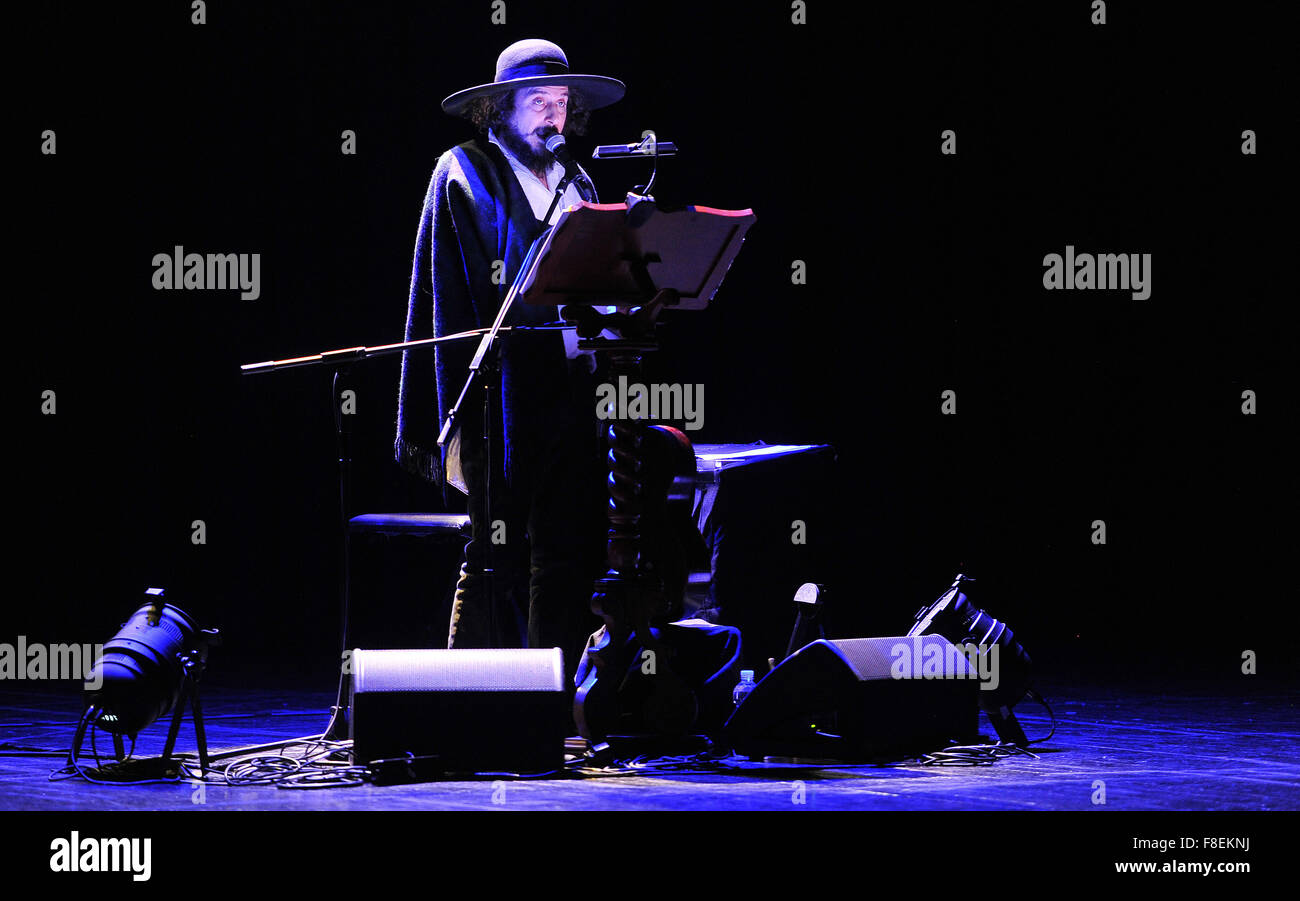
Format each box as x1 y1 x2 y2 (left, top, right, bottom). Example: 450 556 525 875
465 87 592 137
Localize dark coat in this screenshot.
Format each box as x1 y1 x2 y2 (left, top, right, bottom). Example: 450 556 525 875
395 136 568 490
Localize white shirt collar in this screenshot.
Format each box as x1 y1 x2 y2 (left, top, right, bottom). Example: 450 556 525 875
488 129 582 224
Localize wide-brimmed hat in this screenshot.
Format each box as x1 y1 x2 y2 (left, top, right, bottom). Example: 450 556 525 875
441 38 625 116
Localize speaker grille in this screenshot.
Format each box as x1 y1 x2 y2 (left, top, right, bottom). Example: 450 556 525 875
351 648 564 693
831 636 975 680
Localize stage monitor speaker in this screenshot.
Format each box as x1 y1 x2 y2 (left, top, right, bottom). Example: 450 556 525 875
349 648 567 773
722 636 980 761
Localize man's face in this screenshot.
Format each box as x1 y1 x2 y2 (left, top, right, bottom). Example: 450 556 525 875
499 85 569 171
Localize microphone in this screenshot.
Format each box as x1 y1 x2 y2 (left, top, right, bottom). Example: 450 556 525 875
543 130 579 175
542 130 597 202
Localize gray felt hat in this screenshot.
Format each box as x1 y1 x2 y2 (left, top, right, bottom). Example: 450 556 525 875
441 38 626 116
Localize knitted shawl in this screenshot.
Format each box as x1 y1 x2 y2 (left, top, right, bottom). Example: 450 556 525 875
395 136 566 490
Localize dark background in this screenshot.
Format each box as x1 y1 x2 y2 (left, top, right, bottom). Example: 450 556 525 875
14 2 1292 689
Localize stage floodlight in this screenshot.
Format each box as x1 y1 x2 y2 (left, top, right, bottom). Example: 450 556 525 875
72 588 219 775
907 574 1033 744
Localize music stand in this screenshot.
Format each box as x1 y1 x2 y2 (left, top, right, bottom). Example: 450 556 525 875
519 197 755 742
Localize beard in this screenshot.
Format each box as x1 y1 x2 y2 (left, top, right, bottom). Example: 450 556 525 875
498 122 557 172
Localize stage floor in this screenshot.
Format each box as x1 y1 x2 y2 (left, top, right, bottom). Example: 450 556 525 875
2 676 1296 812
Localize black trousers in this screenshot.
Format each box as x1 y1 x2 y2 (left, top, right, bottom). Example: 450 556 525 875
447 351 607 688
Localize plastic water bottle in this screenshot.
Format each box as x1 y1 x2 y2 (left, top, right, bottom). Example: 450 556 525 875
732 669 756 708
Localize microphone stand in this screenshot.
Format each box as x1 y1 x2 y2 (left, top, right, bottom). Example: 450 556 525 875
541 168 593 225
541 151 597 344
434 226 561 658
241 325 515 741
543 131 599 219
241 145 590 739
541 175 577 232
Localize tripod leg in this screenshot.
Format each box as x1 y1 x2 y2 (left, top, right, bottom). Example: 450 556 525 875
112 732 126 762
162 684 188 762
190 690 210 775
69 706 94 766
785 610 810 661
984 704 1029 746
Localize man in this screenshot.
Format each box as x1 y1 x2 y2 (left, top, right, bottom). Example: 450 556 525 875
395 40 624 683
